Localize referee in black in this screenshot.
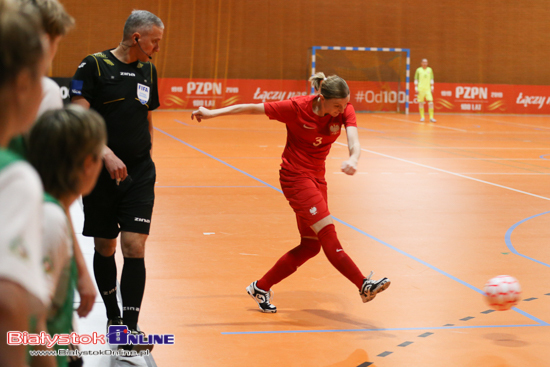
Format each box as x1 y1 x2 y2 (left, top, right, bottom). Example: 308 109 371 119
70 10 163 345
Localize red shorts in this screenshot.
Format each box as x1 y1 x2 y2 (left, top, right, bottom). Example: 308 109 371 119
279 169 330 237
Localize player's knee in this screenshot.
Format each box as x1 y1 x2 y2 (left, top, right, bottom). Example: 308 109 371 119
428 102 434 108
121 241 145 258
300 237 322 257
120 232 147 257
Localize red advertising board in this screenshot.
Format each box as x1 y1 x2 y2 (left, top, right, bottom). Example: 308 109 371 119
416 83 550 114
158 78 309 110
158 78 550 114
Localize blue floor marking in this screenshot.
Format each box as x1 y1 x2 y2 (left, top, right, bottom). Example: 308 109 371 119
221 324 546 335
175 119 189 126
154 127 282 194
156 124 549 331
504 211 550 269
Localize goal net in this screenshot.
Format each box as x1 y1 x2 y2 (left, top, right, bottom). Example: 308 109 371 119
310 46 410 114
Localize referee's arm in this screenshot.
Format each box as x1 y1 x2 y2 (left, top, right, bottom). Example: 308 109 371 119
72 96 90 109
148 111 153 157
72 96 128 181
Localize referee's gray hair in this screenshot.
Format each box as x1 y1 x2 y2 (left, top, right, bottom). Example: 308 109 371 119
122 10 163 41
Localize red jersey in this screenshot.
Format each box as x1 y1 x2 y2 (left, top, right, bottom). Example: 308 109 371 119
264 95 357 179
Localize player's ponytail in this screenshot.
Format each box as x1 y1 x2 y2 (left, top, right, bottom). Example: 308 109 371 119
309 72 349 100
309 72 326 93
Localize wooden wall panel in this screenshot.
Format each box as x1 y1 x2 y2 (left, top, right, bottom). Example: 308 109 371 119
54 0 550 85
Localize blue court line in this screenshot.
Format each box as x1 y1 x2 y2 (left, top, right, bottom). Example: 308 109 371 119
505 211 550 268
332 217 549 326
154 127 283 194
155 124 549 328
221 324 546 336
175 119 189 126
540 154 550 160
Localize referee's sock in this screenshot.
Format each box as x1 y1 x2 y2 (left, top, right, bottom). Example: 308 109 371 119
317 224 365 289
93 250 121 320
121 257 146 331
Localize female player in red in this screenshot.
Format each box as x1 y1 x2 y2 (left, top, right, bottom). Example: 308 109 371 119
191 73 390 313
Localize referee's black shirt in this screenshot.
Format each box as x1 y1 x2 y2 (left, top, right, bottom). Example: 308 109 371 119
70 49 160 165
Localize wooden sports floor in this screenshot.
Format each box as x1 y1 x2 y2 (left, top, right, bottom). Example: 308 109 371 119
140 111 550 366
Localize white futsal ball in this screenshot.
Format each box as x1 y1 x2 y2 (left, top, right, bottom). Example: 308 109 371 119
484 275 521 311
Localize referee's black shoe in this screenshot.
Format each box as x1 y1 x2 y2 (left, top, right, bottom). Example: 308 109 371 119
120 330 154 353
106 317 124 334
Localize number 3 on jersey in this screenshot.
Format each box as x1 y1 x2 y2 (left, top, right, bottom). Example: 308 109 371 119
313 137 323 147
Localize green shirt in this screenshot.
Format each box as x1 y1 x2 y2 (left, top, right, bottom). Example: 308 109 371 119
44 193 76 367
414 67 434 91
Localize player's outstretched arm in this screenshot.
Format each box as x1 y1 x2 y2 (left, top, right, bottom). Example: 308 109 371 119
191 103 265 122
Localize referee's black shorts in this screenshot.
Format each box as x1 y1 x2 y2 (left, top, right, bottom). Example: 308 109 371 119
83 158 156 239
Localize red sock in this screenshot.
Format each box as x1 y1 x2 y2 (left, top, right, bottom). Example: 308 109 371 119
256 238 321 291
317 224 365 289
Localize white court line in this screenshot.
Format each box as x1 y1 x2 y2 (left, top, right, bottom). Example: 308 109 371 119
337 172 549 175
465 115 550 131
335 142 550 201
410 158 548 160
370 114 469 132
369 147 550 150
455 173 550 175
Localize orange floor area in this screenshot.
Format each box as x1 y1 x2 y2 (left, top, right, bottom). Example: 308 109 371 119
142 111 550 366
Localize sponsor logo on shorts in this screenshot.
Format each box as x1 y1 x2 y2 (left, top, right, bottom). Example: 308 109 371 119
303 124 315 129
309 207 318 216
134 217 151 223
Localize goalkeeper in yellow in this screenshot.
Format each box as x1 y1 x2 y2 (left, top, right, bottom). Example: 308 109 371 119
414 59 436 122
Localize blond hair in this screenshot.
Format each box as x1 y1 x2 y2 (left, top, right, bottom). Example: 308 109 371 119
19 0 74 37
28 105 107 199
309 72 350 100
